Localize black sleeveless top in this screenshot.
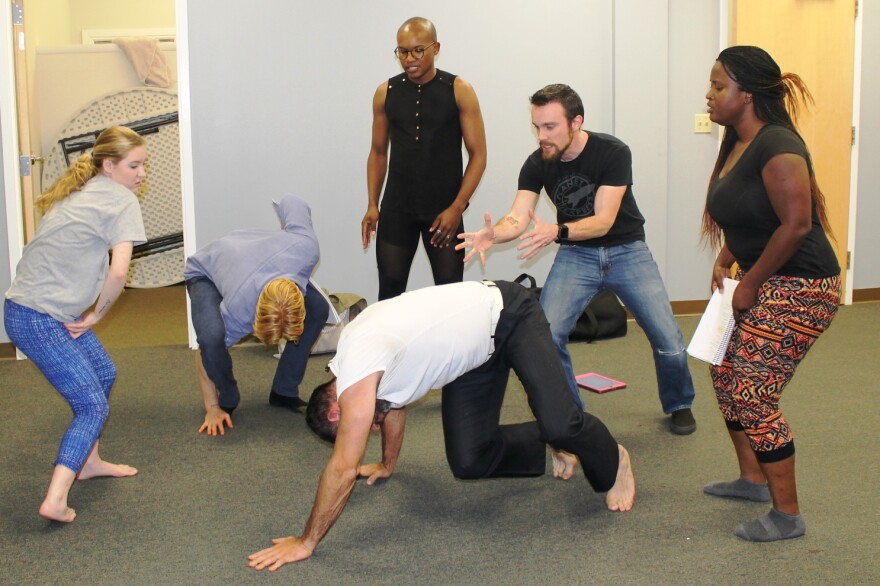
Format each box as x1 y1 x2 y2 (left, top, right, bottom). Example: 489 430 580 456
382 69 463 215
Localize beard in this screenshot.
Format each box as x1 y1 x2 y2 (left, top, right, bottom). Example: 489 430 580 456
539 129 574 163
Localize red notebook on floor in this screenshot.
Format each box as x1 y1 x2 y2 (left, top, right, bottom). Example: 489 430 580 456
576 372 627 393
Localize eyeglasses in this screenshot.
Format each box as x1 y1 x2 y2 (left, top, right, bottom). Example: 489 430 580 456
393 42 436 60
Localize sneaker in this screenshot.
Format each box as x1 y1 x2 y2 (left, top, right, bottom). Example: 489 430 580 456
269 390 307 414
669 408 696 435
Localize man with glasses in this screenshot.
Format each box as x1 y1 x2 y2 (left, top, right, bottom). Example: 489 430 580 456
248 281 635 571
361 17 487 301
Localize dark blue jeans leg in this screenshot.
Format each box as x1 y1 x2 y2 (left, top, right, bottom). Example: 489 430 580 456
186 277 240 411
273 281 329 397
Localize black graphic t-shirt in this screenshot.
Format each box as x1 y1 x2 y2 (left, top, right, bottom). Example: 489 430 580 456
518 131 646 247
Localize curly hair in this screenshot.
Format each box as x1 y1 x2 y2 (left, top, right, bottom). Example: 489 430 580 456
252 278 305 346
305 378 339 444
701 46 833 250
36 126 146 213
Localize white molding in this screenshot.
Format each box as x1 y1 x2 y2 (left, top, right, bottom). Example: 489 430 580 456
1 2 24 291
176 0 197 348
846 2 863 305
81 27 176 45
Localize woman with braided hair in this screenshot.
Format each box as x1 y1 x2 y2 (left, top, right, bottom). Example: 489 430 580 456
701 46 840 542
4 126 148 522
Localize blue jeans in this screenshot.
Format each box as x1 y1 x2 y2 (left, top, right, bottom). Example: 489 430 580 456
539 241 695 413
186 278 329 409
4 299 115 473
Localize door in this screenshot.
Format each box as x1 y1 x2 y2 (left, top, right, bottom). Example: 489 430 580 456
732 0 856 293
10 0 38 242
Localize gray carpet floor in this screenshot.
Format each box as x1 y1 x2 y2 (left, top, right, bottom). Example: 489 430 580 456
1 296 877 585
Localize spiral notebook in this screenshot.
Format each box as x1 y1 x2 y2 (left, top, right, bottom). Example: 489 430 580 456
687 278 738 366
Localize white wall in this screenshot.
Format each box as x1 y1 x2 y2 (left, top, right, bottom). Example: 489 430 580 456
185 0 615 299
3 0 879 344
854 0 880 289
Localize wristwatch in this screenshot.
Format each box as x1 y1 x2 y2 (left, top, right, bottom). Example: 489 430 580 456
555 223 569 243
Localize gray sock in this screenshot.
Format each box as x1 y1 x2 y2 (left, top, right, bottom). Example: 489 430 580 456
735 507 806 542
703 477 771 502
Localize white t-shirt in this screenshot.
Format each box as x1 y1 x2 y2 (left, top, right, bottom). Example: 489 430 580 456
328 282 503 407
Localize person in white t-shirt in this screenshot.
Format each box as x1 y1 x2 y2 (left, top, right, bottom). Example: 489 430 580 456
248 280 635 571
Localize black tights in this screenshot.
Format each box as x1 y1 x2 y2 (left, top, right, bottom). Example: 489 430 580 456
376 208 464 301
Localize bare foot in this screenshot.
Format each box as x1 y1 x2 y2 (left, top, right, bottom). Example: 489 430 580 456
38 500 76 523
605 445 635 512
550 448 578 480
77 460 138 480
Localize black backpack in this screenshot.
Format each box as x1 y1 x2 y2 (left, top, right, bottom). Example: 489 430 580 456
513 273 627 342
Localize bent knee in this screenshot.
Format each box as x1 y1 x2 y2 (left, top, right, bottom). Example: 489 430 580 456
71 397 110 423
447 455 491 480
656 345 686 357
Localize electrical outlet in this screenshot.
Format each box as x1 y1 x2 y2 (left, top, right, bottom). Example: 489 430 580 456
694 114 712 133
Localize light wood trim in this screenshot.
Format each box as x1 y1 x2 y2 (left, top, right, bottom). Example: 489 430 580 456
12 0 35 242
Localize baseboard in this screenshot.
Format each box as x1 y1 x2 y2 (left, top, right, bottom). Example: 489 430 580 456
0 342 16 359
853 288 880 303
671 300 710 317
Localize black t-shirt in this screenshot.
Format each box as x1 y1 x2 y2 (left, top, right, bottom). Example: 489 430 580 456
707 124 839 278
382 69 463 215
517 131 645 246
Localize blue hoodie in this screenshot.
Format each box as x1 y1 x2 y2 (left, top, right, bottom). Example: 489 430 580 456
184 195 320 347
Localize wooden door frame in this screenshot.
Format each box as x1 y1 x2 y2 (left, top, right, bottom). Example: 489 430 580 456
721 0 861 304
0 0 198 347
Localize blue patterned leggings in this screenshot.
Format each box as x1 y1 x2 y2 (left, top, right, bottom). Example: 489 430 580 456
4 300 116 473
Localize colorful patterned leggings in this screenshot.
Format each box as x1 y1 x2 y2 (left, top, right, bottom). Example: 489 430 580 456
4 300 116 473
711 273 840 463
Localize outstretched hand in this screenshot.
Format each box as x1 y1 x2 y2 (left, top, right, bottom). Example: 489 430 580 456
358 462 392 485
516 209 556 260
456 212 495 268
248 537 313 572
198 406 233 436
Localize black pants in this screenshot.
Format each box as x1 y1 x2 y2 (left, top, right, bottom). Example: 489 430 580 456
376 207 464 301
441 281 620 492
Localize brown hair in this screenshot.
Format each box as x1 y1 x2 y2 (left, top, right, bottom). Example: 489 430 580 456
252 278 306 346
529 84 585 124
305 378 338 443
36 126 146 213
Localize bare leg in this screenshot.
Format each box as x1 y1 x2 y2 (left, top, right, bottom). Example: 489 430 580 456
605 445 635 512
39 465 77 523
195 349 233 435
704 428 770 501
760 455 798 515
729 428 766 484
550 448 577 480
76 440 138 480
735 455 805 541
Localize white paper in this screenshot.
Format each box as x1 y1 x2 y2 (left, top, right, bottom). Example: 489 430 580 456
687 278 739 365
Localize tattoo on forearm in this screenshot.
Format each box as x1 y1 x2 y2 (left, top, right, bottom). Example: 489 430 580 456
503 216 520 227
97 300 111 315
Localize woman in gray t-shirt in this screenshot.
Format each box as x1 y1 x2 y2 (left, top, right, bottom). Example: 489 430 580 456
4 126 147 523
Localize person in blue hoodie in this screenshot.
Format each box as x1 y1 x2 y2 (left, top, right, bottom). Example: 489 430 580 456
184 195 329 436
